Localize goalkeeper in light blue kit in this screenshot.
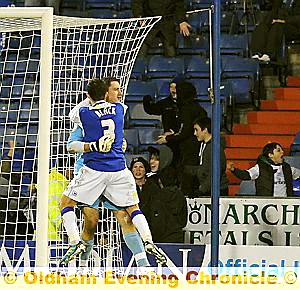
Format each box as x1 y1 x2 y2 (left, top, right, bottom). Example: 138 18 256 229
60 77 166 270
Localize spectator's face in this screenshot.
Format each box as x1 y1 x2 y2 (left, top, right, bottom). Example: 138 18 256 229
105 81 122 103
269 145 284 164
132 162 146 180
194 124 206 141
169 83 176 99
149 154 159 172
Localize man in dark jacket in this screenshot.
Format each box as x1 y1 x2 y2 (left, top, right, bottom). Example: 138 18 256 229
131 0 191 57
156 81 208 195
143 80 180 134
228 142 300 197
143 78 181 165
137 145 188 243
193 117 229 196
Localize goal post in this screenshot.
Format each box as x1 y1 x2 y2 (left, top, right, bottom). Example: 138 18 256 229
0 7 161 271
0 7 53 268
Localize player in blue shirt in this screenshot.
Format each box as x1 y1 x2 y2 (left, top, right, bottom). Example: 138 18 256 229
60 77 166 268
65 78 153 273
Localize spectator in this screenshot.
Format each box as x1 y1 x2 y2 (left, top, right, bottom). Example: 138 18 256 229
131 146 187 243
193 117 229 197
29 166 71 241
131 0 191 57
24 0 61 15
143 77 182 165
228 142 300 197
250 0 300 62
156 81 208 195
130 156 150 194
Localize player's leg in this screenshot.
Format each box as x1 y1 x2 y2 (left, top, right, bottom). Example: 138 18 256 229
112 208 151 267
77 203 99 274
60 195 87 265
104 168 167 265
60 195 81 244
60 167 106 265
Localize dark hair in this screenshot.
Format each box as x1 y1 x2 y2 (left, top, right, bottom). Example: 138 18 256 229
262 142 282 157
130 156 150 173
193 116 211 134
86 78 108 102
147 146 160 159
176 81 197 106
103 76 120 88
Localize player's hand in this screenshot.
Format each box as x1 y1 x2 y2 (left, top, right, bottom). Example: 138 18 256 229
89 134 115 153
227 161 234 172
179 21 191 37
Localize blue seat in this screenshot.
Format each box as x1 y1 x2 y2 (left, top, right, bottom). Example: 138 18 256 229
221 55 260 104
220 11 240 34
127 102 161 127
220 34 248 56
131 58 147 80
186 13 202 34
0 102 8 122
12 160 22 172
28 124 38 134
0 0 13 6
27 134 38 147
137 127 164 151
293 180 300 196
147 56 185 79
187 0 212 9
124 128 139 154
237 180 256 196
12 85 22 97
0 87 11 98
177 34 208 56
119 0 131 10
189 78 210 100
156 80 172 99
290 132 300 155
126 80 157 102
15 136 26 146
284 156 300 169
118 10 133 18
85 0 118 9
24 160 34 172
88 9 118 18
184 55 210 79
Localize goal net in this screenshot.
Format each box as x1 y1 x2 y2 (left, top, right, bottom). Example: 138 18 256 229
0 7 161 273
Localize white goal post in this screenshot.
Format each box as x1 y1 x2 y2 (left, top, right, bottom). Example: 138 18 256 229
0 7 161 270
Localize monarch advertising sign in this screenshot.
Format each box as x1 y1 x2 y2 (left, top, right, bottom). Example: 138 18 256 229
185 197 300 246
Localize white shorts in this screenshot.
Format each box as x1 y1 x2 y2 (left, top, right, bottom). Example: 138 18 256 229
63 165 139 207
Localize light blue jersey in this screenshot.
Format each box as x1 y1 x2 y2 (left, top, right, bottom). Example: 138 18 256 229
67 125 84 176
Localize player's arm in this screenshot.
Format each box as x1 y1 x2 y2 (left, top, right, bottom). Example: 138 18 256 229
68 134 115 153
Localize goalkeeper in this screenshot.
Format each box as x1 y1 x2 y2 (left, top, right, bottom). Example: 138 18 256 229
60 77 166 271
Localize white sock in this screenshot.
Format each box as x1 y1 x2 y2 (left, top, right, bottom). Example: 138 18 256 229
61 208 80 244
131 210 153 243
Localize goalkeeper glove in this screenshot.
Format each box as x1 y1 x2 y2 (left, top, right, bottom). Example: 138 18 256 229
89 134 115 153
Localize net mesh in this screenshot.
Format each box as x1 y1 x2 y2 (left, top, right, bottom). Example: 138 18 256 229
0 13 161 272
